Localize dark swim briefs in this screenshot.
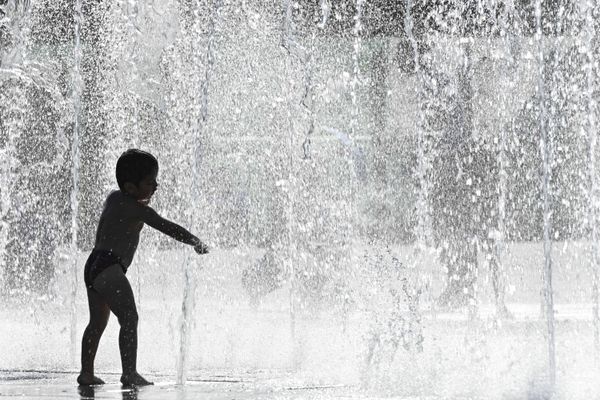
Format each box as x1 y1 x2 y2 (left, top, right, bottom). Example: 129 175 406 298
84 249 127 289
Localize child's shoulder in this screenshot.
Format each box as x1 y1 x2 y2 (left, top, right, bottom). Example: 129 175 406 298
104 189 132 209
107 189 121 198
104 189 123 204
104 189 152 215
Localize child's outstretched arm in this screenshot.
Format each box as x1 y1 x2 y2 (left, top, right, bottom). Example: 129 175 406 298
138 205 208 253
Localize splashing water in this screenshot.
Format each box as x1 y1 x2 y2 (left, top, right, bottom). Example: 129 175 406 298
1 1 600 398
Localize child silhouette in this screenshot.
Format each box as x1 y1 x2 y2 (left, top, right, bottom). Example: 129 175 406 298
77 149 208 386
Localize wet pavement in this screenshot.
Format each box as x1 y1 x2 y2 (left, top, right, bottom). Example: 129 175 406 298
0 371 362 400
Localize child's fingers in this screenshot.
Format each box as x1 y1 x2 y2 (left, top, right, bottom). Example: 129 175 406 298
194 244 209 254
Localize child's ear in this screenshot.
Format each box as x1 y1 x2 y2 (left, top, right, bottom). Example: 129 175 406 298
123 182 137 195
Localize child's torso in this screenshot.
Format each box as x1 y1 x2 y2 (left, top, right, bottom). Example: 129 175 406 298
93 190 145 267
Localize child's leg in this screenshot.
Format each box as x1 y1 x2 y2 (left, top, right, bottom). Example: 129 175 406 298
92 264 138 375
78 288 110 385
92 264 151 385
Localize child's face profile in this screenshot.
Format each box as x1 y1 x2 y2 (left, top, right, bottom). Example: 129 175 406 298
125 169 158 205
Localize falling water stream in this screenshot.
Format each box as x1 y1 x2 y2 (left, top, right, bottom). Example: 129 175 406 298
491 0 518 318
176 0 220 384
535 0 556 388
584 0 600 362
125 0 140 148
280 0 300 367
69 0 83 366
125 0 144 340
404 0 431 291
349 0 363 141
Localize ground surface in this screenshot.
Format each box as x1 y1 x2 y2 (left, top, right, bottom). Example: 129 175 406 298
0 370 388 400
3 244 600 399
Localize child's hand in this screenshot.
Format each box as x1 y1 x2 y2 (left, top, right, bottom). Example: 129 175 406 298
194 241 209 255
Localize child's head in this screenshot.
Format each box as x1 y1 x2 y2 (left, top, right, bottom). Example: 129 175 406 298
116 149 159 199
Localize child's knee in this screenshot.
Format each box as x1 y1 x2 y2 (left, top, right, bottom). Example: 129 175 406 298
96 320 109 332
117 309 138 327
88 316 109 332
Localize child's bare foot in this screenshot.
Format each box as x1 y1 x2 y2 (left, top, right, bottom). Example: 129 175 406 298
120 372 153 386
77 372 105 385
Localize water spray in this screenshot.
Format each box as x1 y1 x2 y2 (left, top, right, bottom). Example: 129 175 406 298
584 0 600 364
69 0 83 367
404 0 433 306
535 0 556 389
176 0 220 385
